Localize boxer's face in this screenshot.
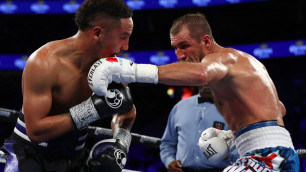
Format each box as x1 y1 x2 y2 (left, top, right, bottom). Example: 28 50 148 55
170 26 204 63
99 18 133 57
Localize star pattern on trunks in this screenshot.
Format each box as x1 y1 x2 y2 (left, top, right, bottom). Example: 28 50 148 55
251 153 277 169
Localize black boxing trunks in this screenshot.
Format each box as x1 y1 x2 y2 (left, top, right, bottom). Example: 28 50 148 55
12 112 88 155
2 138 88 172
1 112 89 172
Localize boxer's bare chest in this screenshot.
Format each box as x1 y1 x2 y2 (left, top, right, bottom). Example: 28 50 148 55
50 68 92 115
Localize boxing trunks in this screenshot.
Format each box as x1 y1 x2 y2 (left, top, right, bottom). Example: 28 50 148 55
1 112 89 172
223 121 300 172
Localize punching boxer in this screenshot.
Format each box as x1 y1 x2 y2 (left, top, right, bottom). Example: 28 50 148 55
88 13 300 171
1 0 136 172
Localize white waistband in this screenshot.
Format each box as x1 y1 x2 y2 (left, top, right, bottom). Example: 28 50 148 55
235 126 294 157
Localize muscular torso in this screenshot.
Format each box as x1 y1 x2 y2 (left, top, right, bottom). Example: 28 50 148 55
207 49 283 133
50 64 92 115
22 38 93 116
18 37 101 147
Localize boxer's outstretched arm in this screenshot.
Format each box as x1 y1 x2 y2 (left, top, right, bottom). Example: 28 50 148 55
158 55 230 86
89 54 232 96
158 62 208 86
22 54 75 143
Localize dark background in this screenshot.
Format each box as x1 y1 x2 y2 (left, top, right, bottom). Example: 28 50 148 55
0 0 306 171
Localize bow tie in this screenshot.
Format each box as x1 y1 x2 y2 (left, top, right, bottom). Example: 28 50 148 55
198 97 214 104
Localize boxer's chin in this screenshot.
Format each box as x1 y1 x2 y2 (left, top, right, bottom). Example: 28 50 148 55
106 53 117 57
115 51 125 57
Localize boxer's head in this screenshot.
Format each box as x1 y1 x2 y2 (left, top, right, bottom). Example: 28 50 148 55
170 13 213 43
170 13 214 62
74 0 133 31
74 0 134 58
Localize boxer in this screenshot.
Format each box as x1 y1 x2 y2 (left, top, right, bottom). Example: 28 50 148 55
1 0 136 171
88 13 300 171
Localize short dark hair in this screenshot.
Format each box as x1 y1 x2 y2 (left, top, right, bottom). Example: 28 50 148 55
74 0 133 31
170 13 214 43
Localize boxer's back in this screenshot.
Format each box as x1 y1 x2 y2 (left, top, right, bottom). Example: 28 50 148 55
210 49 283 133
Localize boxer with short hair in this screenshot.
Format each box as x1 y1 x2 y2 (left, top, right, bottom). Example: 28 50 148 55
89 13 300 171
1 0 135 172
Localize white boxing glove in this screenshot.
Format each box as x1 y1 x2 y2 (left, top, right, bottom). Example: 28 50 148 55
88 57 158 96
198 127 220 142
198 128 235 165
217 129 235 152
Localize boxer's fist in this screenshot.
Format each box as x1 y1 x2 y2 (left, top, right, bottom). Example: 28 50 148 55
199 128 234 144
88 57 158 96
198 137 228 165
88 139 127 172
69 83 133 129
198 128 234 165
92 83 133 116
198 127 220 142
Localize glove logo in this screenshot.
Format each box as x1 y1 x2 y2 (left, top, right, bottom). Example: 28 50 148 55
105 89 123 109
203 143 218 160
106 57 118 62
114 149 127 169
88 59 103 87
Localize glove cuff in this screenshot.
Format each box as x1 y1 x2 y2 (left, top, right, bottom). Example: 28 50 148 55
69 98 100 129
135 64 158 84
113 128 132 152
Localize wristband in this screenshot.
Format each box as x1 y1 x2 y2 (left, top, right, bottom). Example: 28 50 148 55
135 64 158 84
69 98 100 129
113 128 132 152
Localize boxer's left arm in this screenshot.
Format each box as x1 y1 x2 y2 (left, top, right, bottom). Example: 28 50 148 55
159 53 234 86
88 54 232 96
22 53 76 143
88 57 158 96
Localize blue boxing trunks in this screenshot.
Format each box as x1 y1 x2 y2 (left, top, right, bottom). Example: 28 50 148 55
223 121 300 172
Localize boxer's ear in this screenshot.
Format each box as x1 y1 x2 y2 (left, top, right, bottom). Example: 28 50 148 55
92 26 105 40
